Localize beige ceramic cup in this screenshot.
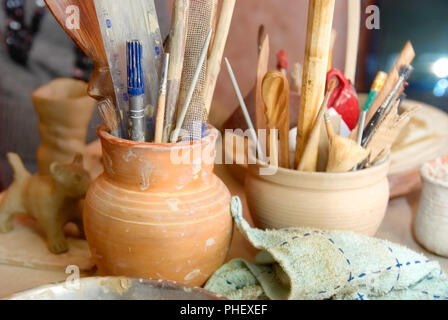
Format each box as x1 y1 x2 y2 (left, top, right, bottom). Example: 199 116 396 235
245 160 390 236
414 155 448 257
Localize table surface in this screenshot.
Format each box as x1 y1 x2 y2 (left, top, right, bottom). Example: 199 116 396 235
1 164 447 299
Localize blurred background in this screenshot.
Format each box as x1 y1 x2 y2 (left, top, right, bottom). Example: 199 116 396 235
1 0 448 188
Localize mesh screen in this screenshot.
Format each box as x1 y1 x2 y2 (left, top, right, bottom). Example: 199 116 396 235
176 0 214 141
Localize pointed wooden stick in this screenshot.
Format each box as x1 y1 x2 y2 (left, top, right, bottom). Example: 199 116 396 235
256 34 270 131
204 0 237 115
294 0 336 169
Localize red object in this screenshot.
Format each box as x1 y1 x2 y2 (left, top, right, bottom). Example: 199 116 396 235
326 69 360 130
277 49 289 71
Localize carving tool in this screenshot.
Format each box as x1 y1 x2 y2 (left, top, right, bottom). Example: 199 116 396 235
356 71 387 146
171 29 213 143
362 65 414 147
262 71 290 168
163 0 189 142
226 58 266 163
365 41 415 125
294 0 336 169
154 53 170 143
204 0 237 115
127 40 146 142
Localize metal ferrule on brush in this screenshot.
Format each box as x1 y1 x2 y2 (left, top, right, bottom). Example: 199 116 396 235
127 40 146 142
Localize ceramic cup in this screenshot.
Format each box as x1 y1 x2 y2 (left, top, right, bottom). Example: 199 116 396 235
83 126 233 286
245 159 390 236
414 155 448 257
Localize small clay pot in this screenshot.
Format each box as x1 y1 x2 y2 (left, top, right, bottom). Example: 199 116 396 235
83 126 232 286
32 78 96 175
245 160 390 236
414 155 448 257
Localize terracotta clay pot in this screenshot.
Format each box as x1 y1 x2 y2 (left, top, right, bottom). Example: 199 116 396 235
32 78 96 175
83 126 232 286
245 160 390 236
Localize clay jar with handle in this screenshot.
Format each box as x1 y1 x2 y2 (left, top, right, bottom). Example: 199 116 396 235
83 126 232 287
245 159 390 236
32 78 96 174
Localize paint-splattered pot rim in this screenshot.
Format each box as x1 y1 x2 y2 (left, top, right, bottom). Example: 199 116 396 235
5 276 225 300
97 124 219 150
421 155 448 189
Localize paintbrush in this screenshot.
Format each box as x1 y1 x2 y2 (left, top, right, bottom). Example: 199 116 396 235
356 71 388 146
171 30 213 143
226 58 266 163
295 0 336 169
365 41 415 126
155 53 170 143
362 65 414 147
163 0 189 143
98 98 119 137
204 0 237 115
127 40 146 142
262 71 290 168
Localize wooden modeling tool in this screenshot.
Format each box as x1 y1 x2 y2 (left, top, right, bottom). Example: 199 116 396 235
44 0 124 135
204 0 237 115
256 32 270 131
298 80 337 171
345 0 361 83
325 110 369 173
226 58 266 163
44 0 108 94
155 54 170 143
262 71 290 168
163 0 189 142
294 0 336 169
365 41 415 125
171 30 213 143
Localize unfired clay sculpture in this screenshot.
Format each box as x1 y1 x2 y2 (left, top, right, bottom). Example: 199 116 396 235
0 153 91 254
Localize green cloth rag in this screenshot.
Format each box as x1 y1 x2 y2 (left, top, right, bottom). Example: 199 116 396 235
205 197 448 300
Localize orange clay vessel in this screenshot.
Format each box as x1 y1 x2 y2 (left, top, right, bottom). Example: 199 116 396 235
83 126 232 287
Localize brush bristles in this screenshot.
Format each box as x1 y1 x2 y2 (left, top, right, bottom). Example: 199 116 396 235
98 99 119 135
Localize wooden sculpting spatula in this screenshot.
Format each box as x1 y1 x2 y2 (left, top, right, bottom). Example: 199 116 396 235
262 71 290 168
44 0 113 100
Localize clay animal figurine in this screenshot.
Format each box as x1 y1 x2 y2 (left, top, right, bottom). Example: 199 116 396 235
0 153 91 254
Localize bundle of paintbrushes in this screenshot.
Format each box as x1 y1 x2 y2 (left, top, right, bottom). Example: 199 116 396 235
226 0 419 173
86 0 236 143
